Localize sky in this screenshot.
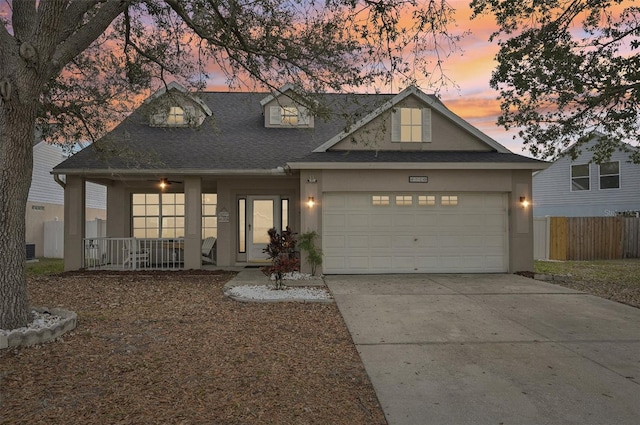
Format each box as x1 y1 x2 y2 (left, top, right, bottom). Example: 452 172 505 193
0 1 522 154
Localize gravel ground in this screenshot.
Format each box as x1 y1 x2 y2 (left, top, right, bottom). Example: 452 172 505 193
0 271 386 425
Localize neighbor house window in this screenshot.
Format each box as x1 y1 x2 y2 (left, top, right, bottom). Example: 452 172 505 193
391 107 432 143
441 195 458 206
418 195 436 206
372 195 390 206
571 164 590 191
202 194 218 239
599 161 620 189
132 193 185 238
395 195 413 206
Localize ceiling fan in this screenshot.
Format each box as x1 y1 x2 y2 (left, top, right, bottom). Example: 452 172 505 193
147 177 182 189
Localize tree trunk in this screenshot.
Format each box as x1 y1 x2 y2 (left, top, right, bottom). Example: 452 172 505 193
0 101 36 330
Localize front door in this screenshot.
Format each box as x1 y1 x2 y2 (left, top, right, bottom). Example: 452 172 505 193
247 196 281 262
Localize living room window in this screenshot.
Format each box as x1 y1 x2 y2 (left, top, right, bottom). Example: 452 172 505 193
571 164 590 191
599 161 620 189
202 193 218 239
391 107 432 143
132 193 217 238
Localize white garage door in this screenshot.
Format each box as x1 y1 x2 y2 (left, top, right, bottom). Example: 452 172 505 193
322 192 508 274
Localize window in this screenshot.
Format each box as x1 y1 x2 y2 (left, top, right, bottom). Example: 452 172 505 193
391 107 431 143
571 164 590 191
238 199 246 253
441 195 458 206
202 194 218 239
372 195 390 206
418 195 435 206
395 195 413 206
132 193 184 238
281 199 289 229
599 161 620 189
166 106 185 125
269 105 310 126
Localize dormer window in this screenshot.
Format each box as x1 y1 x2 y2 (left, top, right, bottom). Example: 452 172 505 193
391 107 432 143
167 107 185 125
269 105 310 127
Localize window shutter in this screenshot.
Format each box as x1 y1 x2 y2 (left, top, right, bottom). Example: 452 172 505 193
422 108 432 142
298 107 310 125
391 108 401 142
269 106 282 125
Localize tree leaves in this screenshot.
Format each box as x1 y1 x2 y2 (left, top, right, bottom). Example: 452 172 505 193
472 0 640 162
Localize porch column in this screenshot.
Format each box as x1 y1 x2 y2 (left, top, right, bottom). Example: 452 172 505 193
184 176 202 269
106 182 128 238
63 175 86 271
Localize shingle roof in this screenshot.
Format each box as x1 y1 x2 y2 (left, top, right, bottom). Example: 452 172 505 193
54 92 391 172
53 90 543 174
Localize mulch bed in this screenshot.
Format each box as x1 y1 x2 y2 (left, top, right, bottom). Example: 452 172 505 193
0 271 387 425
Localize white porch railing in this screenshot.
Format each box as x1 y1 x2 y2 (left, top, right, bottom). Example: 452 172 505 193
83 237 185 270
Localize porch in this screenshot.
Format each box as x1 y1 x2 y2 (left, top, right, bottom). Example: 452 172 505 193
83 237 216 271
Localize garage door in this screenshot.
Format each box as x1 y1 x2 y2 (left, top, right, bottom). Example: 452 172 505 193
322 192 508 273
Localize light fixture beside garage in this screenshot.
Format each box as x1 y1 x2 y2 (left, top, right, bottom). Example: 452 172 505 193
307 196 315 208
519 196 529 208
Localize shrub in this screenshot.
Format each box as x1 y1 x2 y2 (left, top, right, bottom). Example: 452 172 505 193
298 231 323 276
261 226 299 289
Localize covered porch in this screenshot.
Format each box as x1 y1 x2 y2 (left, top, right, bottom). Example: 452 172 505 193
60 172 302 272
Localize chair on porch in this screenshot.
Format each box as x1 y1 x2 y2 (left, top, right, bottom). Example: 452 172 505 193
202 237 217 265
123 238 150 269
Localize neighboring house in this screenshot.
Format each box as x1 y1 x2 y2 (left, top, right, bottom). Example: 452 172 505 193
53 82 548 274
533 135 640 217
27 140 107 257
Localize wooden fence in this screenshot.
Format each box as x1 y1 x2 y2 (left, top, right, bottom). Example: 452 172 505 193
547 217 640 261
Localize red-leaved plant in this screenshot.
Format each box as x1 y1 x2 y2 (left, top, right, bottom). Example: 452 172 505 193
261 226 300 289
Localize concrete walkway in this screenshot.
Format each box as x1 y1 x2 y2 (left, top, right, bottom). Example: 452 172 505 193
326 274 640 425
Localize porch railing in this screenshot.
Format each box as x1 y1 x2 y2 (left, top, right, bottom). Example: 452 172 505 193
83 237 185 270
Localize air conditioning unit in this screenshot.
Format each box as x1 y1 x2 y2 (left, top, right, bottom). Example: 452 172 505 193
26 243 36 261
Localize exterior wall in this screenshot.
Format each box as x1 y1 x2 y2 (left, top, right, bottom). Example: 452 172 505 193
300 167 535 273
330 94 492 152
26 201 105 257
214 176 300 266
28 142 106 257
533 141 640 217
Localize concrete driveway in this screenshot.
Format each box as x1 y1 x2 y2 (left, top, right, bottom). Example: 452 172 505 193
326 274 640 425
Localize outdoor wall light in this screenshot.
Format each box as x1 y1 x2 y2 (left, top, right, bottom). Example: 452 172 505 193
307 196 315 208
520 196 530 208
307 175 317 183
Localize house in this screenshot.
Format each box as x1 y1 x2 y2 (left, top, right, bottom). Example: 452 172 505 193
52 82 548 273
533 135 640 217
27 140 106 258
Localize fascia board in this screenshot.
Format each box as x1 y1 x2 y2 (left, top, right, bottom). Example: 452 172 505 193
52 168 290 176
287 161 550 171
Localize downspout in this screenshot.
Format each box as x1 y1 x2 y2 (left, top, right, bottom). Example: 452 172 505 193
53 173 66 189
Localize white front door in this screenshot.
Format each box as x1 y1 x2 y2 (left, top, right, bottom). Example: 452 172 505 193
247 196 281 262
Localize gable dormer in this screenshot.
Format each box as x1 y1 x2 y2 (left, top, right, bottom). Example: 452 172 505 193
145 82 212 127
260 84 314 129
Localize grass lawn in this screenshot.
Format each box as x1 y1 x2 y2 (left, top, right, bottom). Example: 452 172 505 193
26 258 64 277
534 259 640 308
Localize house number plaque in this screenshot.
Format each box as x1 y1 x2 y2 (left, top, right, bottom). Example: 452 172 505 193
409 176 428 183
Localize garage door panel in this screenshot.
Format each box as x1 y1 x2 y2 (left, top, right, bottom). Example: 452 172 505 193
323 192 507 274
347 214 370 227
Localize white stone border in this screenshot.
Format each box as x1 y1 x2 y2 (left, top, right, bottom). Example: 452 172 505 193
0 307 77 350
